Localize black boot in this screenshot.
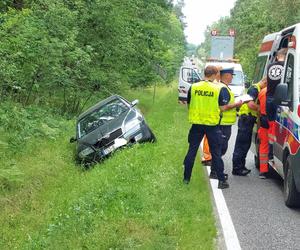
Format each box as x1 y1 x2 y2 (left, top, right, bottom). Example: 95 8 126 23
218 180 229 189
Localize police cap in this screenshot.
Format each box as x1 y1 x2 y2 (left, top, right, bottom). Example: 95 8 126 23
220 68 235 75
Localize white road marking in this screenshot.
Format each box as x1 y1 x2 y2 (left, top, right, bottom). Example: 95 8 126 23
206 167 241 250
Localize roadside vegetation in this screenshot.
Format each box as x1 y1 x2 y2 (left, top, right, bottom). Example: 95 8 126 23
198 0 300 80
0 85 216 249
0 0 185 113
0 1 216 248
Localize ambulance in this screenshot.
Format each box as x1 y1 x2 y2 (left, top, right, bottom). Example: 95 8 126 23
252 24 300 207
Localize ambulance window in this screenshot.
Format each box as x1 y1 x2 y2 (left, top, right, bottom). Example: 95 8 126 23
253 55 268 83
284 53 294 109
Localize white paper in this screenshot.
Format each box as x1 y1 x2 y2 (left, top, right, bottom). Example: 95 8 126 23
234 94 253 103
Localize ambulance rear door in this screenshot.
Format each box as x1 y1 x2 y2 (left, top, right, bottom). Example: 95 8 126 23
253 32 280 83
252 32 280 155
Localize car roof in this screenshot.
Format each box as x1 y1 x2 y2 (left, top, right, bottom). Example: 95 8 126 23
77 95 129 121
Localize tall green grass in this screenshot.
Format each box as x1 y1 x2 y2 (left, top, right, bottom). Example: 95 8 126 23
0 85 216 249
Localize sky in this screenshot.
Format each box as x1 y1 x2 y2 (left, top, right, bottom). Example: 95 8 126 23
182 0 237 45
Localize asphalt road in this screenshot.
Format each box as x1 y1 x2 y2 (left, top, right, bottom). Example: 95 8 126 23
222 124 300 250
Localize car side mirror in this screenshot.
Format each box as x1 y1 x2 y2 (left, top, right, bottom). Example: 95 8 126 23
70 137 77 143
244 82 250 88
274 83 289 106
131 99 139 106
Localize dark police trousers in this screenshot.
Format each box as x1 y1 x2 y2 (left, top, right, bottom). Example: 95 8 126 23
232 115 256 170
220 125 232 156
183 124 225 181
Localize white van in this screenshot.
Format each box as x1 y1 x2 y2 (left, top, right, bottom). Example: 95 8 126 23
178 60 246 104
252 24 300 207
178 66 201 104
204 60 246 97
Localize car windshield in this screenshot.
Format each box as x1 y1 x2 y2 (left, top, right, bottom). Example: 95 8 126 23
78 98 129 138
229 71 244 86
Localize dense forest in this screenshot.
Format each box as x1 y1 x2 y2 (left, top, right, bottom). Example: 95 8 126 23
0 0 186 188
0 0 185 114
198 0 300 81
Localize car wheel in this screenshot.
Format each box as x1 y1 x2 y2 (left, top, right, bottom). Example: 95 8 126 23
145 124 156 142
283 155 300 208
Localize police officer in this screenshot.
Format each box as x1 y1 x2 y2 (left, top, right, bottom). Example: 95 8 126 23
209 68 243 179
232 78 267 176
219 68 243 155
201 66 223 166
183 65 230 189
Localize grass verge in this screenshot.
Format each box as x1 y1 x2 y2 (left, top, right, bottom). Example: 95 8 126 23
0 84 216 249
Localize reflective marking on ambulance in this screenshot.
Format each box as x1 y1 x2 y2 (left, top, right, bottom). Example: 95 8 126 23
275 107 300 155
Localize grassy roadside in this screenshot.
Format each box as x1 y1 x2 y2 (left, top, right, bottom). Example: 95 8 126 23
0 84 216 249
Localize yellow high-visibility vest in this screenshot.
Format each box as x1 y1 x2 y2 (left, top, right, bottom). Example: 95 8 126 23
220 83 236 125
238 83 261 117
188 81 221 125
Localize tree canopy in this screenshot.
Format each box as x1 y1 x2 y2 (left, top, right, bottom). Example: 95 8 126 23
0 0 185 113
197 0 300 81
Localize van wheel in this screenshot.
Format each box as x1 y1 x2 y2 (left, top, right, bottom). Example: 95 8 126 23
283 155 300 208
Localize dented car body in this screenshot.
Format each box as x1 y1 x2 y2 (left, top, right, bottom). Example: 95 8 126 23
70 95 155 164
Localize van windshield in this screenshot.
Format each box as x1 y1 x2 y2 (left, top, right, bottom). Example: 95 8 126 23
230 71 244 86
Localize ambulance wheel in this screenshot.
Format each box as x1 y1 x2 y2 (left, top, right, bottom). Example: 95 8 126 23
284 155 300 208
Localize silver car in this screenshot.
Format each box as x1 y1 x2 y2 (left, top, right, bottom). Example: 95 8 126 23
70 95 156 164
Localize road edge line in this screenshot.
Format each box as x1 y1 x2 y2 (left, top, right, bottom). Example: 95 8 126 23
206 166 241 250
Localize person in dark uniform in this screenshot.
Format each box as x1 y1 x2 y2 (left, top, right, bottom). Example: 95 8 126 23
183 65 231 189
209 68 243 179
232 78 267 176
219 68 243 155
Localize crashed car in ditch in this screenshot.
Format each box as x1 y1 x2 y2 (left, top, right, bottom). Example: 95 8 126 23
70 95 156 164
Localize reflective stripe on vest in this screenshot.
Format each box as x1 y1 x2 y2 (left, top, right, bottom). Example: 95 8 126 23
188 81 221 125
238 83 261 117
258 87 267 115
220 84 236 125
